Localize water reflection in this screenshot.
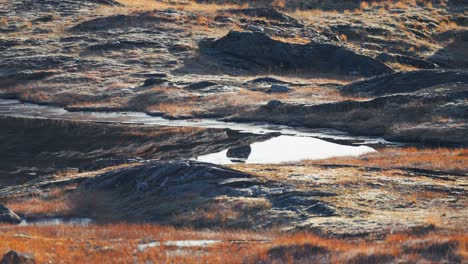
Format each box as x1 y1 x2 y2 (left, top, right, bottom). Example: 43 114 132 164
226 145 252 163
196 135 376 164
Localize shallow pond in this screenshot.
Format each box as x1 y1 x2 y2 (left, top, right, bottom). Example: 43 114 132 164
0 99 396 164
196 135 375 164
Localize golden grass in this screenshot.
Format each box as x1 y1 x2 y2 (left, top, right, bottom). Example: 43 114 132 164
99 0 246 16
0 223 465 263
5 195 72 218
146 89 289 116
308 147 468 174
147 101 199 116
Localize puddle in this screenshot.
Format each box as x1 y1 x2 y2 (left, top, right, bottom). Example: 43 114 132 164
19 217 93 226
138 240 222 251
196 135 376 164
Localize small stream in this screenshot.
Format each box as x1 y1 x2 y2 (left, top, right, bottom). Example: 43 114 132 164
0 99 397 163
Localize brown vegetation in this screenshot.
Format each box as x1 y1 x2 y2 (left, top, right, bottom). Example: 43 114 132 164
0 223 465 263
307 147 468 174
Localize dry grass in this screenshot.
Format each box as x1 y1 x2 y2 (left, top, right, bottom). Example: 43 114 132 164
0 223 465 263
173 196 272 228
147 89 289 116
147 101 200 116
307 147 468 174
5 193 72 218
99 0 246 16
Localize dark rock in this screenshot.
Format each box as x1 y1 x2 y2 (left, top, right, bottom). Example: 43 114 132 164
226 145 251 161
377 53 439 69
249 77 290 84
266 100 283 108
267 244 330 263
0 251 35 264
453 15 468 27
211 31 393 77
131 72 168 78
143 77 168 87
0 40 18 51
267 84 291 93
136 181 149 192
0 55 72 72
274 196 319 207
341 70 468 96
226 8 302 27
307 202 336 216
185 81 218 90
32 15 55 23
169 43 194 52
0 71 55 87
68 13 172 32
214 15 235 23
429 30 468 69
349 253 395 264
0 204 21 224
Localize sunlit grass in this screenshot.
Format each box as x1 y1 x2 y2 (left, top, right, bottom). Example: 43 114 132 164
0 223 465 263
308 147 468 174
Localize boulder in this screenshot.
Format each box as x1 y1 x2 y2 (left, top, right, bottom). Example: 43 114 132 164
341 70 468 96
249 77 290 84
267 84 291 93
68 13 171 32
0 204 21 224
0 251 35 264
211 31 393 77
226 145 252 161
266 100 283 108
143 77 167 87
429 30 468 69
185 81 218 90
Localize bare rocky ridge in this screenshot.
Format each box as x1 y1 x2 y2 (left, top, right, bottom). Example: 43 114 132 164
207 31 393 76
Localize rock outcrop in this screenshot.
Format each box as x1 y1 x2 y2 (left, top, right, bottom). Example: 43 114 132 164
210 31 393 77
225 8 302 27
79 160 337 228
0 204 21 224
0 251 35 264
341 69 468 96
